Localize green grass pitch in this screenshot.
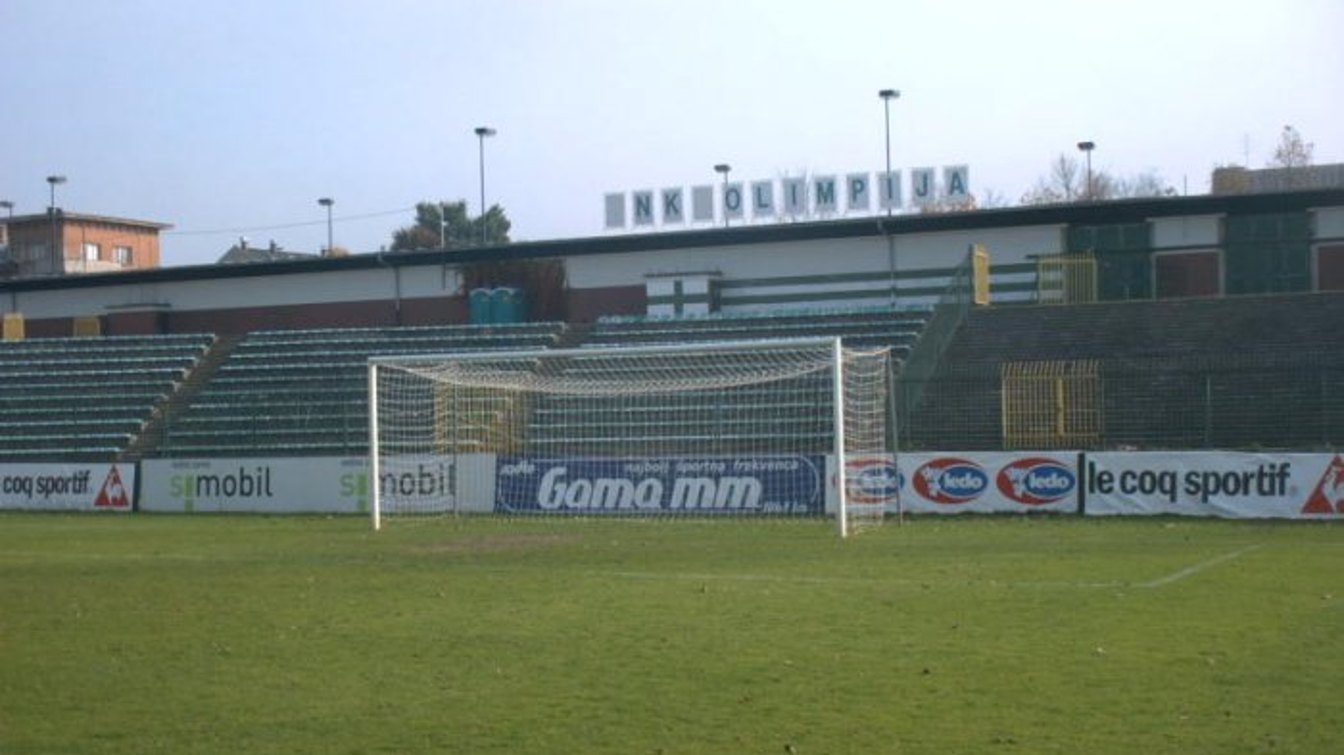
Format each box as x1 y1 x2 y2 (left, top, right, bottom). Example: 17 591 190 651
1 513 1339 754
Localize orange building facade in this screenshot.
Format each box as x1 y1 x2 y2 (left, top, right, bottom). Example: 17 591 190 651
0 211 169 278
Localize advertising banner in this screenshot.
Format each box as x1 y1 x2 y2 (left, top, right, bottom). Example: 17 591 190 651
494 455 827 515
140 457 370 513
0 462 136 511
1083 452 1344 519
898 452 1079 514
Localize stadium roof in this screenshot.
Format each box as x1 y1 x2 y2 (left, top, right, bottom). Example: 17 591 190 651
2 187 1342 294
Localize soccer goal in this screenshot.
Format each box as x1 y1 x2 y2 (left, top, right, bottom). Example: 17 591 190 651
368 337 895 536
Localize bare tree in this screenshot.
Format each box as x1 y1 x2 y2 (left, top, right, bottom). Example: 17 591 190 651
1269 125 1314 168
1020 155 1083 204
1021 154 1174 205
1115 170 1177 198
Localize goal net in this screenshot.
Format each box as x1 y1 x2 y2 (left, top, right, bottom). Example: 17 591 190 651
368 337 895 536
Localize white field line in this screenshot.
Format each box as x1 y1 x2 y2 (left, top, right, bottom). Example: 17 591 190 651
1140 543 1264 589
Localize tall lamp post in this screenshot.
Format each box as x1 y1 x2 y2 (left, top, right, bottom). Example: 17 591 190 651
474 126 496 245
317 197 334 256
1077 140 1095 200
46 175 66 275
878 88 900 216
714 163 731 228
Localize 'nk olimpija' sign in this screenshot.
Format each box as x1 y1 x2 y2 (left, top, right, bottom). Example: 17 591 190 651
605 166 969 229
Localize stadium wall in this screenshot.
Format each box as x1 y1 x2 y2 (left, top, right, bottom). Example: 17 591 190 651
1 190 1342 335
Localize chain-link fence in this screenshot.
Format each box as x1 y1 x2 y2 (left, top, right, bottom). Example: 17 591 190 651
897 351 1344 452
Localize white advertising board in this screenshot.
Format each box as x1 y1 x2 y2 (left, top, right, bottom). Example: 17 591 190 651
140 457 370 513
0 462 136 511
1083 452 1344 519
898 452 1079 514
140 456 495 514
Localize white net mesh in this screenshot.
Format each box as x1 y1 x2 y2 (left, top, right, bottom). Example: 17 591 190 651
369 338 893 535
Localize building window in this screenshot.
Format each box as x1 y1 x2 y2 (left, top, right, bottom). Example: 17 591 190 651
83 242 100 262
114 246 133 265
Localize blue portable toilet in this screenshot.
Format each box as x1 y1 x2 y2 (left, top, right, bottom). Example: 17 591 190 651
491 287 528 323
469 288 494 324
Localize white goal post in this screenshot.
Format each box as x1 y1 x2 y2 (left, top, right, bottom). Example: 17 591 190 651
368 337 895 536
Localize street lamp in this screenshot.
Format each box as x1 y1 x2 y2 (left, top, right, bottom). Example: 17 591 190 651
317 197 334 256
46 175 67 274
879 88 901 216
47 175 66 210
474 126 496 245
714 163 731 228
1077 141 1095 200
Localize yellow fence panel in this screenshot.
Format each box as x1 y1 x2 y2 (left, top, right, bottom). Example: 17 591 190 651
1001 360 1102 449
434 386 527 455
972 244 991 306
1037 252 1097 305
3 312 24 341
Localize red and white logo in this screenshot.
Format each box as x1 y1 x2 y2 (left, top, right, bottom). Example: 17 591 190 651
94 466 130 509
1302 455 1344 515
912 458 988 505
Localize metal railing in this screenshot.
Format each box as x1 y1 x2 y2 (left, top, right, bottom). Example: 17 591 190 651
899 353 1344 452
893 248 975 447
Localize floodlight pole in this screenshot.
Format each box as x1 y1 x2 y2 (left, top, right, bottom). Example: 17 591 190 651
714 163 731 228
879 88 900 216
46 175 66 275
1077 140 1095 200
317 197 334 256
474 126 496 245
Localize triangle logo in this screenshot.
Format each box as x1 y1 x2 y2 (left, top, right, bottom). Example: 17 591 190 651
94 466 130 509
1301 455 1344 515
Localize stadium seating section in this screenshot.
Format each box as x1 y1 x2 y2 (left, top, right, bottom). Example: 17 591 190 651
156 323 568 457
0 334 213 461
7 293 1336 460
908 292 1344 450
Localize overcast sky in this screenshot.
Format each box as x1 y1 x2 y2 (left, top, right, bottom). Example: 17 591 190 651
2 0 1341 266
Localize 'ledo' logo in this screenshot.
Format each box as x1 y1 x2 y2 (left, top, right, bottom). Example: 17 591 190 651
846 457 901 505
913 458 987 504
997 458 1076 506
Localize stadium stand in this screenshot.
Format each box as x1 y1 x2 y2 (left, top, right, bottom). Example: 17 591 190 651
154 323 568 457
585 308 930 357
902 291 1344 451
508 308 930 456
0 334 214 461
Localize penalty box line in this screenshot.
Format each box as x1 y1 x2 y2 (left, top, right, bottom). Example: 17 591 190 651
1140 543 1264 589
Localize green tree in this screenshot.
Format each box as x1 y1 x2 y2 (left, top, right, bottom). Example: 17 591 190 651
390 201 511 251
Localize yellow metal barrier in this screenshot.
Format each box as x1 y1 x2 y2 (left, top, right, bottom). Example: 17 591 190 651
434 386 527 454
73 316 102 337
3 312 24 341
1001 360 1102 449
972 244 990 306
1036 252 1097 305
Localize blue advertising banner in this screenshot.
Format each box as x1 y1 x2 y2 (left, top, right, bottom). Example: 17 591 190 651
495 456 826 515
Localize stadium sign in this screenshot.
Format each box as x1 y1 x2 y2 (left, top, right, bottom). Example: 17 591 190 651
604 166 970 229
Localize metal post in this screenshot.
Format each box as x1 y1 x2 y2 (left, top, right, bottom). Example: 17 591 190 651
46 175 66 274
474 126 496 245
1077 141 1095 200
878 89 900 216
832 337 849 538
317 197 334 256
714 163 731 228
